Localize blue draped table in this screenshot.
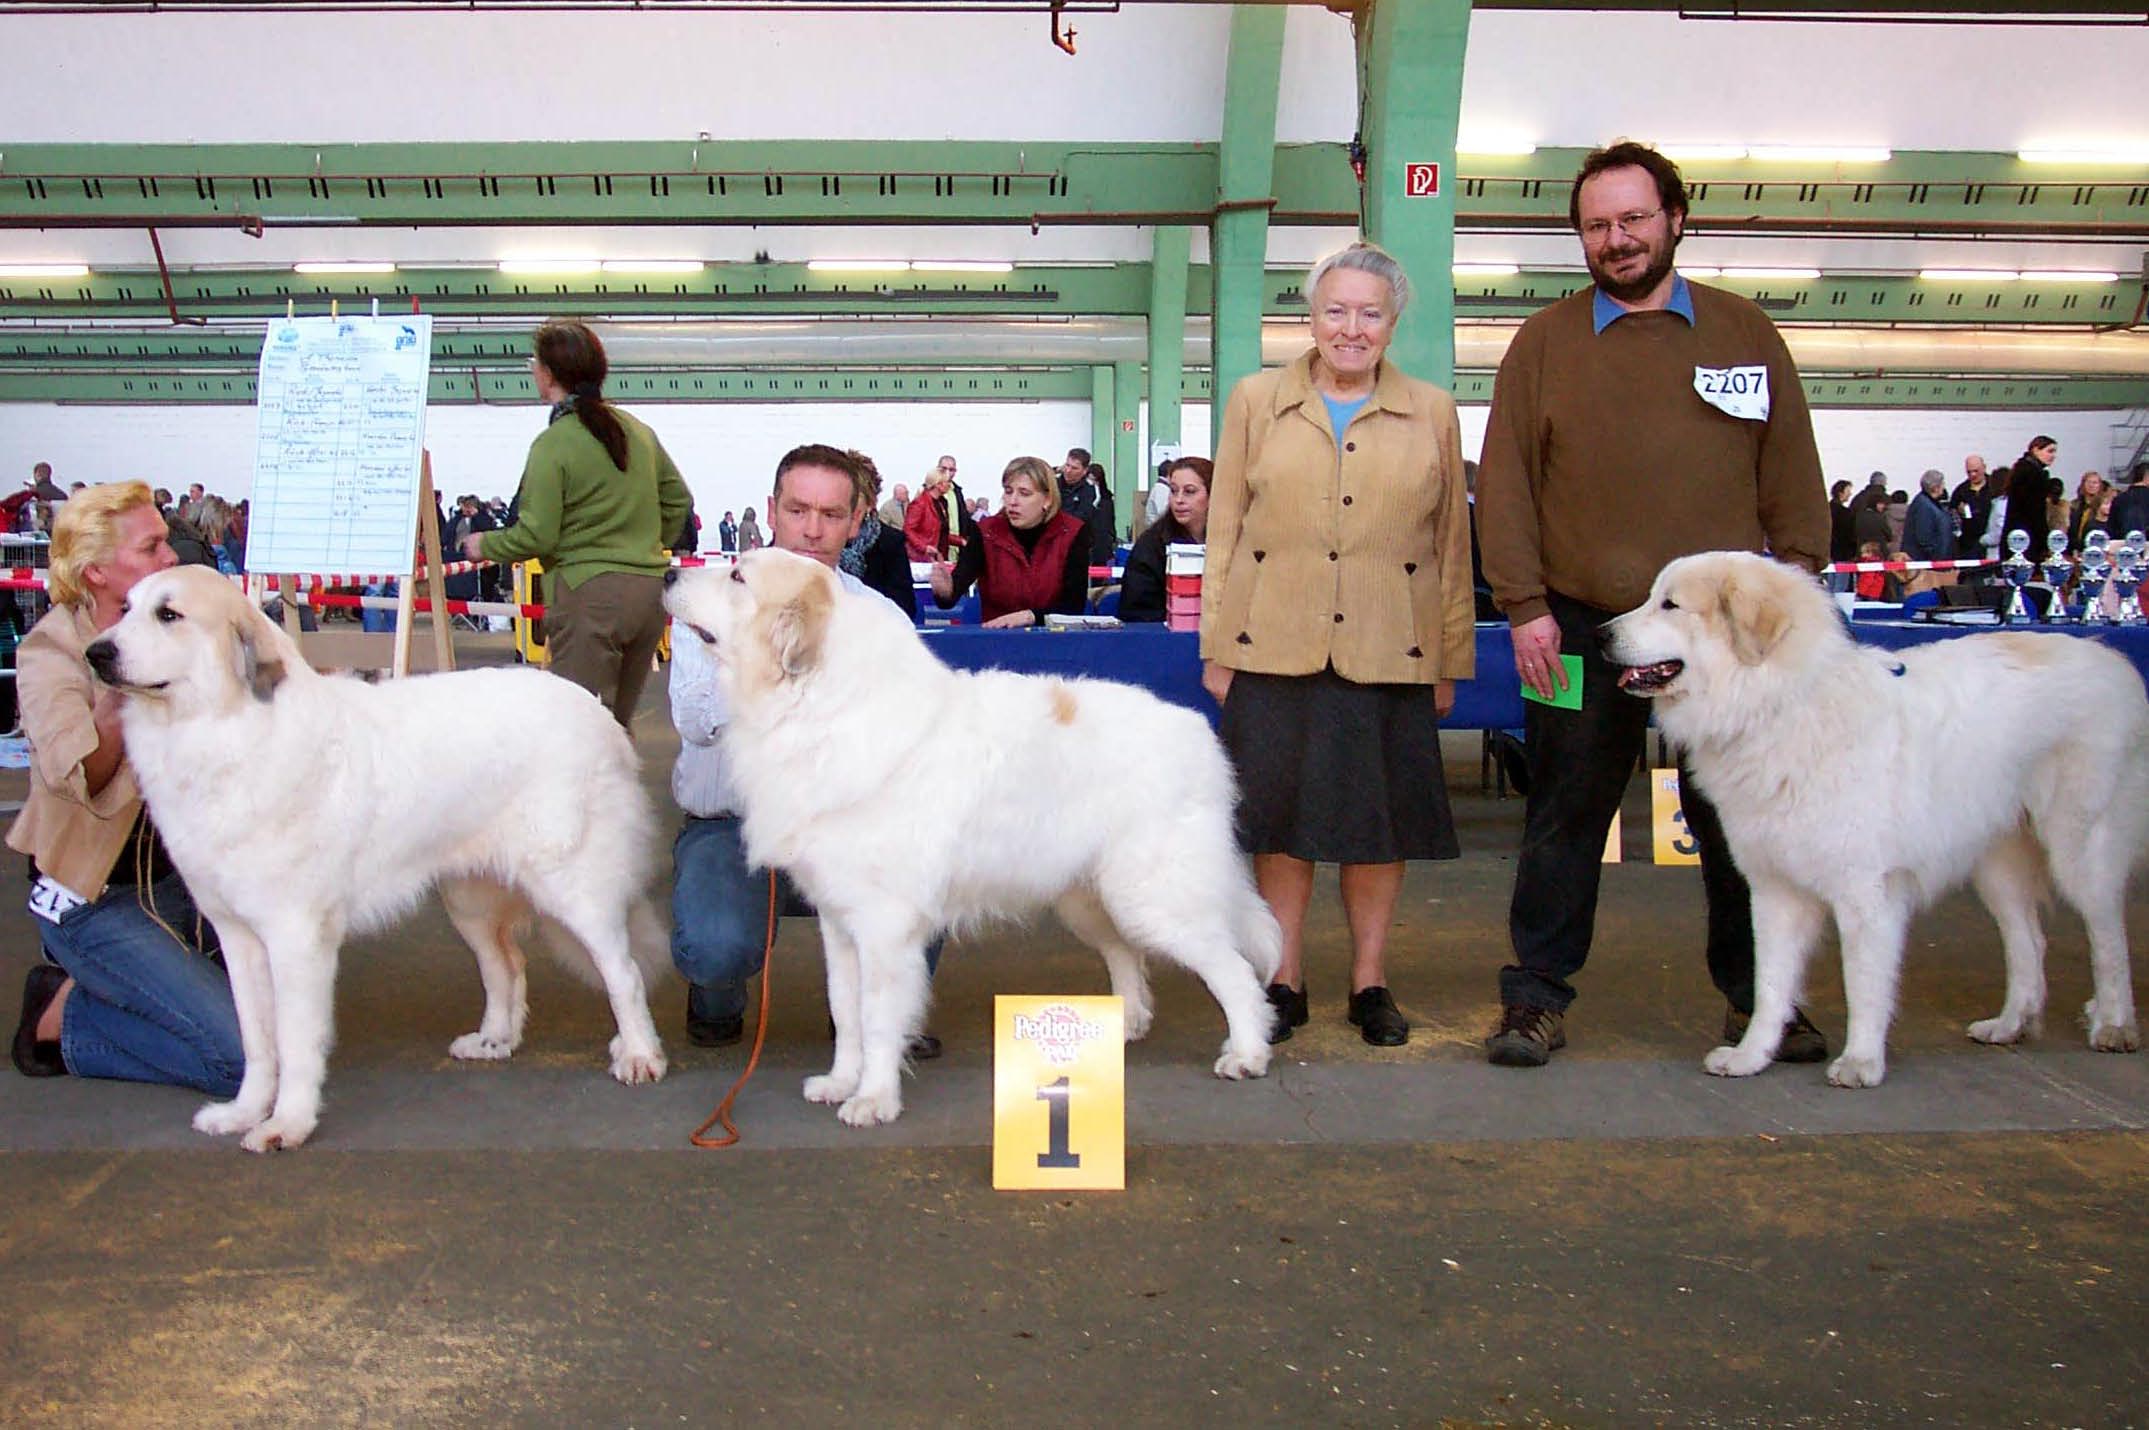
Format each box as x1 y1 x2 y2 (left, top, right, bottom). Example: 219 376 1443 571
922 620 2149 731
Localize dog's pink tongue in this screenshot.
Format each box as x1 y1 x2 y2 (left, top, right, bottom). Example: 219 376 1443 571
1615 667 1642 691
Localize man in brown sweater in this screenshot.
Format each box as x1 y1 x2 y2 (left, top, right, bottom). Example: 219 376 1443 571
1475 141 1831 1068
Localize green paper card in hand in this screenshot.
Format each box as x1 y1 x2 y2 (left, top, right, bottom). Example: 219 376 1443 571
1519 654 1584 710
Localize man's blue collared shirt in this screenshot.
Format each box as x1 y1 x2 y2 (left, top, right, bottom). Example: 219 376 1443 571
1593 271 1697 334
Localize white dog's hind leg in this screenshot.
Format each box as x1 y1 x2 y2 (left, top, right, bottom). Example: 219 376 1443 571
804 919 865 1106
440 878 530 1061
1095 875 1270 1081
1054 889 1154 1041
191 917 279 1138
241 916 343 1153
538 890 667 1085
1965 830 2050 1046
2044 819 2141 1053
1705 881 1824 1079
836 909 933 1127
1827 892 1910 1089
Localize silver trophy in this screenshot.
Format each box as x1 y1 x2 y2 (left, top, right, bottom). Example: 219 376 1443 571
2038 529 2073 623
2116 530 2147 625
2000 528 2036 624
2078 529 2113 624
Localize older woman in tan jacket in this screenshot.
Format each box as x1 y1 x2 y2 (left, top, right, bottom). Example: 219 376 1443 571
8 482 242 1092
1201 242 1474 1047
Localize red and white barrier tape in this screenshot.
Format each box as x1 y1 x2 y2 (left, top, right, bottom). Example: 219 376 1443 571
1826 558 1997 574
301 591 542 620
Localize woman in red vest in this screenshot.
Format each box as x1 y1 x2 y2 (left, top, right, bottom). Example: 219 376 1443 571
929 456 1090 628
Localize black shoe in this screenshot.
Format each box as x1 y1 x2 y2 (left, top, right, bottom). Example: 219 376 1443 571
1265 982 1309 1044
13 964 69 1078
687 1008 745 1048
1486 1002 1565 1067
1490 730 1530 797
1723 1004 1831 1063
1347 986 1410 1047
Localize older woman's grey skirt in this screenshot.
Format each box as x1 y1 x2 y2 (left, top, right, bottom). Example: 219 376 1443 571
1218 665 1460 864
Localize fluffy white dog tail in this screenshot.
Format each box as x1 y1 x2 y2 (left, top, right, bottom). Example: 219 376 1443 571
535 899 674 992
1239 884 1283 985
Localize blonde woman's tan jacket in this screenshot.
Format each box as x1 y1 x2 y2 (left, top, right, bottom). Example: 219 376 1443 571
5 602 144 899
1200 349 1475 686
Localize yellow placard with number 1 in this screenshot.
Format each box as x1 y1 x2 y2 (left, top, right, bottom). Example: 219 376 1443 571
993 995 1124 1191
1652 768 1702 866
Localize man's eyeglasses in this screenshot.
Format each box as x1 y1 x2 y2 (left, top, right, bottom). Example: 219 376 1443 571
1579 208 1663 243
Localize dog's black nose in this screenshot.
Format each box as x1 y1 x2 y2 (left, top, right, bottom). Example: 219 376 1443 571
1591 626 1618 656
84 638 118 681
663 567 681 589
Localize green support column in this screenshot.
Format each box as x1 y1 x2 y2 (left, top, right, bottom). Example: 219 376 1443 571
1211 5 1287 447
1089 365 1115 479
1147 224 1192 485
1112 359 1143 537
1356 0 1471 388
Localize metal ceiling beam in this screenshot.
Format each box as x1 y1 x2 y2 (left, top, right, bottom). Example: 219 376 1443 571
3 142 2145 237
0 1 2137 14
1 263 2135 326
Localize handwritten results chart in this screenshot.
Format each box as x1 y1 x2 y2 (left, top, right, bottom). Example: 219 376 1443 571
248 316 434 576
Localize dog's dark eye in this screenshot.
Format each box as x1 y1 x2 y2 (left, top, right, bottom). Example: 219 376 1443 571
1659 598 1678 610
155 605 182 624
689 624 717 644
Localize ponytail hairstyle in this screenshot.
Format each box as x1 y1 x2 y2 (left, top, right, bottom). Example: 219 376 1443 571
534 319 629 472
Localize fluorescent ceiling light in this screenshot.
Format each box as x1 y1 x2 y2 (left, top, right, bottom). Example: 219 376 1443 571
909 261 1015 274
2018 148 2149 165
1452 263 1519 277
1918 268 2020 281
599 260 705 274
1456 140 1537 158
1719 267 1822 280
1659 146 1749 162
293 261 395 275
2020 269 2121 283
1745 146 1893 163
0 262 90 278
499 259 601 276
1678 266 1723 278
807 260 911 274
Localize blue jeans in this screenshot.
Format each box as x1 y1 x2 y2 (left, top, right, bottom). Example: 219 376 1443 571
39 874 244 1096
670 815 942 1023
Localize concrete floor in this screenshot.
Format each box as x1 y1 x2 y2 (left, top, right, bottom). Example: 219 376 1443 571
4 647 2146 1427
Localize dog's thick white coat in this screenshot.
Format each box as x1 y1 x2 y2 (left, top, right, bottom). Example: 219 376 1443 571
93 567 669 1151
1604 552 2146 1087
665 550 1281 1126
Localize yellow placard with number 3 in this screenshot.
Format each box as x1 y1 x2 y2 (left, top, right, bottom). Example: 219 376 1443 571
1652 768 1701 866
993 995 1124 1191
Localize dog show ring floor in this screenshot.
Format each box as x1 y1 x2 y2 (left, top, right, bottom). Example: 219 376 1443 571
3 665 2144 1427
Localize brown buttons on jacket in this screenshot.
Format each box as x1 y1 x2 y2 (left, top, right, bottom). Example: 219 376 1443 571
1404 562 1418 575
1236 632 1252 645
1253 550 1266 562
1345 442 1357 452
1334 613 1345 624
1341 495 1353 506
1328 551 1338 561
1407 645 1424 658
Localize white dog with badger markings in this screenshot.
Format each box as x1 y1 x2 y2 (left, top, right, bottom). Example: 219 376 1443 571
86 565 670 1152
663 548 1280 1127
1603 551 2146 1087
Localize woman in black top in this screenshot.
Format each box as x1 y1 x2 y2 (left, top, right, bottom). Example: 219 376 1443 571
1119 457 1213 623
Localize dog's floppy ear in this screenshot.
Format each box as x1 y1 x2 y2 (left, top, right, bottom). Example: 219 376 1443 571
760 575 835 679
230 606 288 703
1719 570 1791 667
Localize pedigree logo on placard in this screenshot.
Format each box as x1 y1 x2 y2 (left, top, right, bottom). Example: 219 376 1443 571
993 995 1124 1191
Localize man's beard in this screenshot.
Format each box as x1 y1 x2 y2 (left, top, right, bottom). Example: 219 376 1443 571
1588 234 1680 305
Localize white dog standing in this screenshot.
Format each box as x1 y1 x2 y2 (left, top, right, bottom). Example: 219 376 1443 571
1604 551 2146 1087
663 549 1280 1126
86 567 670 1151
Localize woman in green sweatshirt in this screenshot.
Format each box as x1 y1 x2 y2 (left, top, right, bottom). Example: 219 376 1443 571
468 320 692 726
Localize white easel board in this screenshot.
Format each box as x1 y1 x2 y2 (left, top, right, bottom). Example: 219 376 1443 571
247 315 434 576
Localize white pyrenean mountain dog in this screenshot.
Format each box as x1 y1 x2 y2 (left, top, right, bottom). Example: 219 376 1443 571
663 549 1281 1127
86 566 670 1152
1603 551 2147 1088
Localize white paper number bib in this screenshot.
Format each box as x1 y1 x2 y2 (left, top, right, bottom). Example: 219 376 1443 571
1693 364 1771 422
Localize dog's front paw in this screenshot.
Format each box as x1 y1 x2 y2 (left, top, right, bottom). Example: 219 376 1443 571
607 1037 667 1085
837 1089 903 1126
1703 1044 1770 1078
2085 1009 2140 1053
1123 1003 1154 1042
239 1115 314 1153
803 1072 858 1104
192 1098 268 1137
1826 1052 1887 1088
1966 1015 2029 1046
1213 1045 1270 1080
449 1031 517 1061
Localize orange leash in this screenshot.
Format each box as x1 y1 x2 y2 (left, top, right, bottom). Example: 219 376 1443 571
689 870 779 1149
